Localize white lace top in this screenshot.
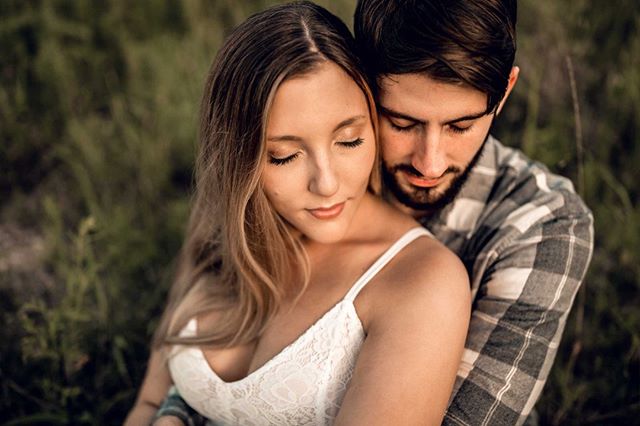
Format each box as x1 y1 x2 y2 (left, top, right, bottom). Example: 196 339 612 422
168 227 431 426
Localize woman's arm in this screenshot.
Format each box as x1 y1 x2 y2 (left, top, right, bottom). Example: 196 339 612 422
334 241 471 425
124 349 175 426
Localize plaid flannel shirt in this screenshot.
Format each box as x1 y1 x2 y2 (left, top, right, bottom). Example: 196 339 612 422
156 136 594 425
429 136 594 425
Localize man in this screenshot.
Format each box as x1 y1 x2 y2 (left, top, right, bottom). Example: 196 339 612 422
353 0 593 424
151 1 593 424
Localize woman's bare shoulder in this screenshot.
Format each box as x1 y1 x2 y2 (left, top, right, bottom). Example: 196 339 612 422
367 231 471 327
335 228 471 426
398 234 468 285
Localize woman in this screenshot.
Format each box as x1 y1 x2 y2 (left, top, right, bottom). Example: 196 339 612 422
125 2 470 425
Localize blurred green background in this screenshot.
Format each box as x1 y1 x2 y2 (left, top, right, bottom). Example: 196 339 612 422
0 0 638 424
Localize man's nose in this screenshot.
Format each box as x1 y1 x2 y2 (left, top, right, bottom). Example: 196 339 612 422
412 129 447 179
308 156 339 197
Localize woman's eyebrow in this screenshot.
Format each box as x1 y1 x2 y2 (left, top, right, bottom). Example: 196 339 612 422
267 115 367 142
332 115 366 133
267 134 304 142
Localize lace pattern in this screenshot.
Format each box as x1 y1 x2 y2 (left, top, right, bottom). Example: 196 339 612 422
168 227 431 425
169 301 364 425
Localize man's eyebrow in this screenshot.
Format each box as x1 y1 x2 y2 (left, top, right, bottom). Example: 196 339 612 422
444 110 489 125
379 105 489 126
267 115 366 142
378 106 425 125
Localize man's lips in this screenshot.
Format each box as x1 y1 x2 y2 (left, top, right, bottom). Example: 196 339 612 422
403 171 442 188
306 202 345 220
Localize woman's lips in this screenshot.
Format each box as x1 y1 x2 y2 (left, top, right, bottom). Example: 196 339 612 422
404 171 441 188
307 202 345 220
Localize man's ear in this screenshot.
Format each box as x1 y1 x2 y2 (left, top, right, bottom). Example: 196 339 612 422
495 66 520 115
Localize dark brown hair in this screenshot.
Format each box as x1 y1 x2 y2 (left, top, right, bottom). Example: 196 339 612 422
354 0 517 113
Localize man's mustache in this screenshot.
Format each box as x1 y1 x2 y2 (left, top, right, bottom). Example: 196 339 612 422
390 163 461 180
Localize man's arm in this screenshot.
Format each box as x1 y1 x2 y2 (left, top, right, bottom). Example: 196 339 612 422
444 204 594 426
153 386 206 426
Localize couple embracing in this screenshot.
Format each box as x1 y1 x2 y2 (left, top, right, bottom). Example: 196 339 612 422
126 1 593 425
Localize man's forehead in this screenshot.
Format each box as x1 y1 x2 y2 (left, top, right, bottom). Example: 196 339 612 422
377 73 489 121
378 73 480 94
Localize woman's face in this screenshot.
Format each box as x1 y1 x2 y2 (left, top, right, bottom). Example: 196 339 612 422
262 61 376 244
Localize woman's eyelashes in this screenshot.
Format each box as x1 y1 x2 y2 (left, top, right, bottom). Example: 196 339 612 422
269 152 299 165
268 138 364 166
338 137 364 148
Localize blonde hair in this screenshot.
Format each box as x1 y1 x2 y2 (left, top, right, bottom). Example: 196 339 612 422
153 2 379 349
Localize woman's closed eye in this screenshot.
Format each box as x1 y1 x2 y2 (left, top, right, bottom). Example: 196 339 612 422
269 138 364 166
338 137 364 148
269 152 299 165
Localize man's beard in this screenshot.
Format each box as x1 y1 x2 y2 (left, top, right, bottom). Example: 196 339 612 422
382 138 487 217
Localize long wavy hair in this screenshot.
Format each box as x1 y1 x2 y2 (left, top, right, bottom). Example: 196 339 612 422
153 1 379 349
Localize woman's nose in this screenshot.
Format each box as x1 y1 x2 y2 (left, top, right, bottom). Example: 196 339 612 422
308 157 339 197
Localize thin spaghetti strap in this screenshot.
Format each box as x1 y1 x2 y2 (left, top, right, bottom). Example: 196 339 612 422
343 227 432 302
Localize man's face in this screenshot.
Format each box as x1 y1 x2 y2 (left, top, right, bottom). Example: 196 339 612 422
377 73 495 216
